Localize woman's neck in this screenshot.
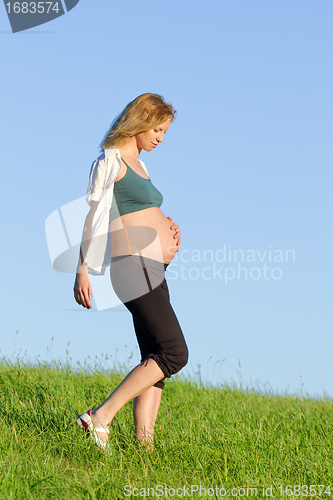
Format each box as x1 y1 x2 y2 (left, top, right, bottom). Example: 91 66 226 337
118 136 141 161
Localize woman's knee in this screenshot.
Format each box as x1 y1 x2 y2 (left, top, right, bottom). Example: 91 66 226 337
169 344 189 375
146 343 189 379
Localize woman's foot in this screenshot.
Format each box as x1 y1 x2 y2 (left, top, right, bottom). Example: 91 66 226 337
90 410 110 444
77 410 111 453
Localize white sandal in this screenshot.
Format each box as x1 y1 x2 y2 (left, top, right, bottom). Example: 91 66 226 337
77 410 111 455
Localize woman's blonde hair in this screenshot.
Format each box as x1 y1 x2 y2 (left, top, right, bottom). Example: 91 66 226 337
100 93 176 151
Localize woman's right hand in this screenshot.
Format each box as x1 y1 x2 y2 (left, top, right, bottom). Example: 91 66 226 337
73 267 93 309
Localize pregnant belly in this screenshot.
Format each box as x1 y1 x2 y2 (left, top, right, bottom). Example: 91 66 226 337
110 207 178 264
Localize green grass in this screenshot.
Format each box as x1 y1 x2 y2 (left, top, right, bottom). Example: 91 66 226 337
0 358 332 499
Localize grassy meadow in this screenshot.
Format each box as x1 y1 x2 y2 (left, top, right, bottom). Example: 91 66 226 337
0 357 332 499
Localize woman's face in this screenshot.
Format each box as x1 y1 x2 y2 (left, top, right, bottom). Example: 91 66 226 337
135 118 172 152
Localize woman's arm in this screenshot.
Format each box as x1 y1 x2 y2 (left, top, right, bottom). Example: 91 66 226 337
73 200 99 309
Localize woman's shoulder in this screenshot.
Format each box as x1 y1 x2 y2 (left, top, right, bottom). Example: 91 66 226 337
87 148 122 201
89 148 121 175
103 148 148 174
91 148 121 164
104 148 121 161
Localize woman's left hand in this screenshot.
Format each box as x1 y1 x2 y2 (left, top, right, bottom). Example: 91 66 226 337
167 217 181 251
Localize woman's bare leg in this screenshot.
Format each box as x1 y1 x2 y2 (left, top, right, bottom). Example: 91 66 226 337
90 358 164 442
133 386 162 450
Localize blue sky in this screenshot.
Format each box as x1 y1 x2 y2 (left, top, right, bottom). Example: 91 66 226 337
1 0 332 397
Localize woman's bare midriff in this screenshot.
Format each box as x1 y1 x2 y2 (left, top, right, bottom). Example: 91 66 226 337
110 207 178 264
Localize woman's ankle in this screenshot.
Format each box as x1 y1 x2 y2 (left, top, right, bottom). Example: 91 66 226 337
135 426 154 449
135 433 154 451
91 409 111 427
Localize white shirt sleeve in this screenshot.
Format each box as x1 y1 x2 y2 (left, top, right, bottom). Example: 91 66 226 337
86 153 107 206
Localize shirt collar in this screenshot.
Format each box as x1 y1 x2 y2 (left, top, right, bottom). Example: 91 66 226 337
104 147 121 160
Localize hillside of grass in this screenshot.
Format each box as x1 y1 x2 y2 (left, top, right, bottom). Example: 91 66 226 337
0 359 332 499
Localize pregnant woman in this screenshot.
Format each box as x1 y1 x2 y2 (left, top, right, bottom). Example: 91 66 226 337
74 93 189 453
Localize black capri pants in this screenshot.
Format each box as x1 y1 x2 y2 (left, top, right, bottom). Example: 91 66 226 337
110 255 189 389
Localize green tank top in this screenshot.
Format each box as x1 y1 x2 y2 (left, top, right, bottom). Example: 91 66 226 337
109 158 163 222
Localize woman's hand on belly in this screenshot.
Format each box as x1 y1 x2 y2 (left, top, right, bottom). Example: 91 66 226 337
167 216 181 252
